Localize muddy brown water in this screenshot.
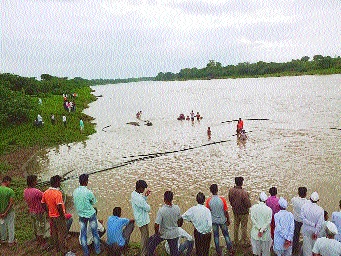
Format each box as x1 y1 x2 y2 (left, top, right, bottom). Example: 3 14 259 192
29 75 341 243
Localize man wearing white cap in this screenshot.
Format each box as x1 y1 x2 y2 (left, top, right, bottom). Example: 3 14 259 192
300 192 324 256
273 197 295 256
312 221 341 256
250 192 273 256
331 199 341 242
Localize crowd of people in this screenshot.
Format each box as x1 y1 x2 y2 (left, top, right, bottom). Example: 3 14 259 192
0 175 341 256
33 93 84 132
177 111 202 122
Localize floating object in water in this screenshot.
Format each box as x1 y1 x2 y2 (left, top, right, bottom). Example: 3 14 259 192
126 122 140 126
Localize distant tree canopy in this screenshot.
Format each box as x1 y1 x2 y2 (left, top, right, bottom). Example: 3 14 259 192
155 55 341 81
0 73 91 125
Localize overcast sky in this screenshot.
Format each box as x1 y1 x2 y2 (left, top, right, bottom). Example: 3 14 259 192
2 0 340 79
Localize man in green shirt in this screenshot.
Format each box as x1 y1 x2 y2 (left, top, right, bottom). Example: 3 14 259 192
0 176 16 246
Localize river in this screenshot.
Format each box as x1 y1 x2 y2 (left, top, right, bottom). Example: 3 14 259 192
38 74 341 240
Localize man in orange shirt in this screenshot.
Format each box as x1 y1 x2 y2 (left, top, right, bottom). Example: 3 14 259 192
41 175 69 254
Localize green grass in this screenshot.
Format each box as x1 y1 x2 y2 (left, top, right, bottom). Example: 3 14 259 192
0 86 97 155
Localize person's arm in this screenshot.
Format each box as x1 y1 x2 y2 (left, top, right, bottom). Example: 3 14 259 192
0 197 14 218
154 223 160 235
178 217 183 227
57 204 65 218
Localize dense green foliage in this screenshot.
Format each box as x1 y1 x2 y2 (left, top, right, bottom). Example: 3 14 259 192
155 55 341 81
0 73 92 125
0 74 96 155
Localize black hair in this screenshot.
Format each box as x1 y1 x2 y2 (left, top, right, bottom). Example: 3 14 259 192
2 176 12 183
210 184 218 194
164 191 173 202
196 192 205 204
269 187 277 196
136 180 148 190
235 177 244 186
113 207 121 217
50 175 62 187
79 174 89 186
298 187 307 197
27 175 37 187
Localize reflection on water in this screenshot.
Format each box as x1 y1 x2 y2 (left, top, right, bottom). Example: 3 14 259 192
36 75 341 241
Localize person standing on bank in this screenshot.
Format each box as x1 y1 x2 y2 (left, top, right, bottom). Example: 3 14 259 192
266 187 280 240
273 198 295 256
300 192 324 256
131 180 151 256
206 184 234 256
73 174 101 256
250 192 272 256
148 190 182 256
0 176 16 247
228 176 251 247
182 192 212 256
290 187 308 254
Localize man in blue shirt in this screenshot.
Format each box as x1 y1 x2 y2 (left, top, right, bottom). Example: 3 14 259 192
273 197 294 256
107 207 135 255
73 174 101 256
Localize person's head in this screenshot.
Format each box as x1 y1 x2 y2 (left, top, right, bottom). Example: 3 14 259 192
325 221 338 238
50 175 62 188
235 176 244 186
269 187 277 196
196 192 205 205
310 191 319 203
259 192 268 202
27 175 38 187
135 180 148 193
210 184 218 195
324 210 329 221
164 191 173 204
239 118 241 121
79 174 89 186
278 197 288 210
298 187 307 198
113 207 121 217
2 176 12 186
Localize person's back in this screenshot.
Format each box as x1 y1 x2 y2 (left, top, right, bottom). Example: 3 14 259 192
206 195 227 224
107 215 130 246
332 200 341 242
157 204 181 239
313 237 341 255
228 185 251 215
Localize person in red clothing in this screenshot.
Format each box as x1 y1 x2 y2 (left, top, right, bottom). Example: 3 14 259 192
265 186 280 239
24 175 48 248
236 118 244 134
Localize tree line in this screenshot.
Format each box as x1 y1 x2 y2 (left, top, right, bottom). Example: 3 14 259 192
155 55 341 81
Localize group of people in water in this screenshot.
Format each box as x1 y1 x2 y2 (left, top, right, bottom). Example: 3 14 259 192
1 173 340 256
177 110 202 122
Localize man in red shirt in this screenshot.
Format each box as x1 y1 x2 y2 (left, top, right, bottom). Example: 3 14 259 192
236 118 244 134
24 175 47 248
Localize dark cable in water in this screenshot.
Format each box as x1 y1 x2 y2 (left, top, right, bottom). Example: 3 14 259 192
37 131 252 185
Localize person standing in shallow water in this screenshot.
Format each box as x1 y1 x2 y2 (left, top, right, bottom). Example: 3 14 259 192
131 180 151 256
228 176 251 247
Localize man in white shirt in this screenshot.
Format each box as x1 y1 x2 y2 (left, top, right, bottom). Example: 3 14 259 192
182 192 212 256
332 199 341 242
250 192 273 256
164 227 194 256
291 187 308 254
273 198 294 256
312 221 341 256
300 192 324 256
